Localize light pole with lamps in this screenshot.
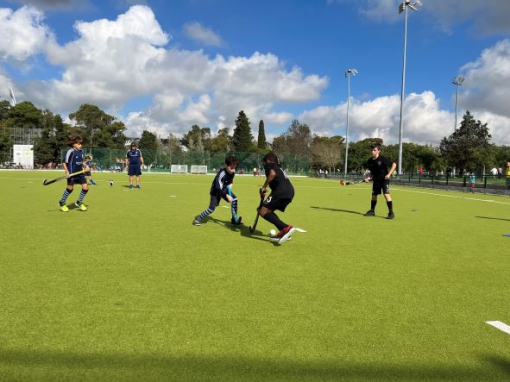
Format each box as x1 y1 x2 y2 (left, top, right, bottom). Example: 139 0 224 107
397 0 422 175
452 76 465 132
344 68 357 176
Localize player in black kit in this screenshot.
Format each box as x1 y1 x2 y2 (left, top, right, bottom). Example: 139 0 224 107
259 152 295 245
364 142 397 219
193 156 242 226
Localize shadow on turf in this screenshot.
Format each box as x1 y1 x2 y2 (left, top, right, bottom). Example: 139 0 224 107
0 348 506 381
207 217 270 242
476 216 510 222
311 206 364 216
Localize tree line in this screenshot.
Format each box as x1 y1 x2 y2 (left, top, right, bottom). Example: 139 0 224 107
0 99 508 174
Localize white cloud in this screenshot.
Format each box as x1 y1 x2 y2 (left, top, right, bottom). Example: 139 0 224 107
301 91 455 145
0 6 52 62
183 22 223 47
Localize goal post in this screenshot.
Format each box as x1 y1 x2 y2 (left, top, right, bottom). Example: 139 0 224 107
190 165 207 174
171 164 188 174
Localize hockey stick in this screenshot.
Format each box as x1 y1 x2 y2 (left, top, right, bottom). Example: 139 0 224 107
42 169 87 186
339 179 368 186
249 194 265 233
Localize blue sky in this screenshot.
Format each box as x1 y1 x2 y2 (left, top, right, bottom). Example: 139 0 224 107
0 0 509 145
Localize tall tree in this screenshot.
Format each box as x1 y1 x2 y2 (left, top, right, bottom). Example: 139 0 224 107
257 120 267 149
5 101 43 128
138 130 158 165
68 104 125 148
272 119 312 157
181 125 212 151
439 111 492 174
311 135 343 172
232 110 253 152
210 127 232 152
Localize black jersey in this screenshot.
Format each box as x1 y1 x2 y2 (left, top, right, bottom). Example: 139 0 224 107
264 163 294 199
366 155 394 182
210 167 235 196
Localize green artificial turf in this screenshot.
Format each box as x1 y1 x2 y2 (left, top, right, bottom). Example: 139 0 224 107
1 171 509 381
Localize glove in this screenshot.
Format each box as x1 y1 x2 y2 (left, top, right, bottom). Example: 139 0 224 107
259 188 267 197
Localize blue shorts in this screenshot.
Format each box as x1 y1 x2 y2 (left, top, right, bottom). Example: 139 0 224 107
67 175 87 185
128 165 142 176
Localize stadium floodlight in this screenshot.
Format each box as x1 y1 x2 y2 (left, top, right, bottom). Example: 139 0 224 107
397 0 423 175
344 68 357 176
452 76 465 132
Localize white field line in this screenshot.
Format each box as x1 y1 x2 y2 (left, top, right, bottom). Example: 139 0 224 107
486 321 510 335
394 188 510 206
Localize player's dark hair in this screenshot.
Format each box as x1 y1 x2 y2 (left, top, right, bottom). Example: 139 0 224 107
370 142 381 150
68 135 83 146
263 152 279 164
225 155 239 167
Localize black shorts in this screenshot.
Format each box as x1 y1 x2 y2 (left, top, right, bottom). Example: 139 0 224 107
128 165 142 176
208 192 234 209
263 196 292 212
67 175 87 185
372 180 390 195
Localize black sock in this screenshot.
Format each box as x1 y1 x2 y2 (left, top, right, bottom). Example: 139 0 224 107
387 200 393 212
371 200 377 211
263 212 287 231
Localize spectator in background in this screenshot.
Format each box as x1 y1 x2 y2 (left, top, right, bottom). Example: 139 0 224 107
505 161 510 190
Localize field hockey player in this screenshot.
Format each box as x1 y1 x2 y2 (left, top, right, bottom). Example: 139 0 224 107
193 156 242 226
259 152 296 245
58 135 90 212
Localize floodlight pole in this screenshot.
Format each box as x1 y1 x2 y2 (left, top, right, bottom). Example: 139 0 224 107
452 76 465 132
397 0 421 175
344 69 357 176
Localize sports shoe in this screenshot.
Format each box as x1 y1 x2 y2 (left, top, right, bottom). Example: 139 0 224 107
231 216 242 225
75 201 88 211
387 211 395 219
277 225 296 245
192 217 201 226
129 184 133 189
59 202 69 212
90 179 96 185
365 210 375 217
136 185 141 189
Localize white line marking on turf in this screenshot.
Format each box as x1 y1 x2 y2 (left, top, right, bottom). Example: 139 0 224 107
295 228 307 233
395 188 510 206
486 321 510 335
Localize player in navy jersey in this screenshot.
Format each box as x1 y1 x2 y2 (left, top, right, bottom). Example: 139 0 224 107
125 142 144 189
259 152 295 245
84 154 96 185
363 142 396 219
193 156 242 226
58 135 90 212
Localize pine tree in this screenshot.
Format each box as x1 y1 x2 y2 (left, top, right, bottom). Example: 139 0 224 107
257 119 267 149
232 110 253 152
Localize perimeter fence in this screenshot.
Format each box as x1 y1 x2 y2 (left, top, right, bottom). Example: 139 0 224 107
328 173 510 196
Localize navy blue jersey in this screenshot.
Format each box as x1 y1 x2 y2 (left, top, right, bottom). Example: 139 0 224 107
64 148 84 174
366 155 394 182
126 149 143 165
264 163 294 199
210 167 235 196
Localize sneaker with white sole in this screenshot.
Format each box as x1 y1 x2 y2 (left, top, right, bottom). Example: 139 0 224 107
192 217 201 226
75 201 87 211
277 225 296 245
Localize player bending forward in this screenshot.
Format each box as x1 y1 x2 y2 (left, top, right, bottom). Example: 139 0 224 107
193 156 242 226
259 152 295 245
